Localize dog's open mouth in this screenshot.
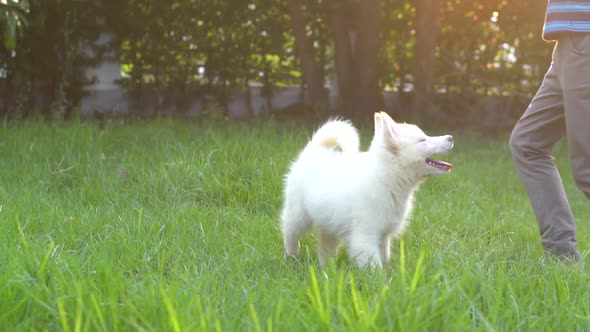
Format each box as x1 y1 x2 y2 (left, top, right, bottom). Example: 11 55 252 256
426 158 453 171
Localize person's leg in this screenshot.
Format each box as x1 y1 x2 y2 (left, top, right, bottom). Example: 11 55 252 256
560 33 590 204
509 47 578 258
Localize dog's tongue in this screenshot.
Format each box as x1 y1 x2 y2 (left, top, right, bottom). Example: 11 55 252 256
426 158 453 170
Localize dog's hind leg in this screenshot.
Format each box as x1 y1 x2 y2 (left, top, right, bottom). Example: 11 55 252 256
281 199 312 257
317 231 341 266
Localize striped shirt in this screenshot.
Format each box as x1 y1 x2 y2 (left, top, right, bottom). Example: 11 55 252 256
543 0 590 40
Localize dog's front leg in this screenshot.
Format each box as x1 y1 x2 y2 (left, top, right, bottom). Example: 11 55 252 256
379 234 392 263
346 235 383 268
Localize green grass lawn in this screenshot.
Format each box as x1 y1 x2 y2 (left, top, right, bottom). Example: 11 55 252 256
0 118 588 331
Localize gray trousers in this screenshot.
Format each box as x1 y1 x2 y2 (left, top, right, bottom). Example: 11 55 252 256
510 32 590 258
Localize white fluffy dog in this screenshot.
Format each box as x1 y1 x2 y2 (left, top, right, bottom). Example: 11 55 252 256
280 112 454 268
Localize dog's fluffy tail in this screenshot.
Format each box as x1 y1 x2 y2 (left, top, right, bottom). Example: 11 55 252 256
308 119 359 153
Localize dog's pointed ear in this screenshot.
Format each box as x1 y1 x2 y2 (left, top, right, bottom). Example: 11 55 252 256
380 111 398 138
380 111 397 126
374 112 384 137
374 112 396 142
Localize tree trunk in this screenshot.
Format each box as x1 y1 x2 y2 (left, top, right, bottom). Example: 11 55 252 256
286 0 329 112
356 0 382 119
244 77 253 116
262 55 273 112
328 5 356 117
328 0 381 120
413 0 441 117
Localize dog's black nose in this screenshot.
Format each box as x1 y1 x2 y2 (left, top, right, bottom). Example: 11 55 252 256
447 135 454 142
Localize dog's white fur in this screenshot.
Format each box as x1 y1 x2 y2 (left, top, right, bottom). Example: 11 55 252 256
280 112 454 268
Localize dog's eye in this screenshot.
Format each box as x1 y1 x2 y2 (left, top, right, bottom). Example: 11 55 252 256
418 138 426 143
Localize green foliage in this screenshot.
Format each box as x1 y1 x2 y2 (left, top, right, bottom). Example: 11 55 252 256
109 0 297 114
104 0 554 115
0 0 556 118
0 0 29 49
436 0 551 111
0 119 589 330
380 0 415 91
0 0 104 119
